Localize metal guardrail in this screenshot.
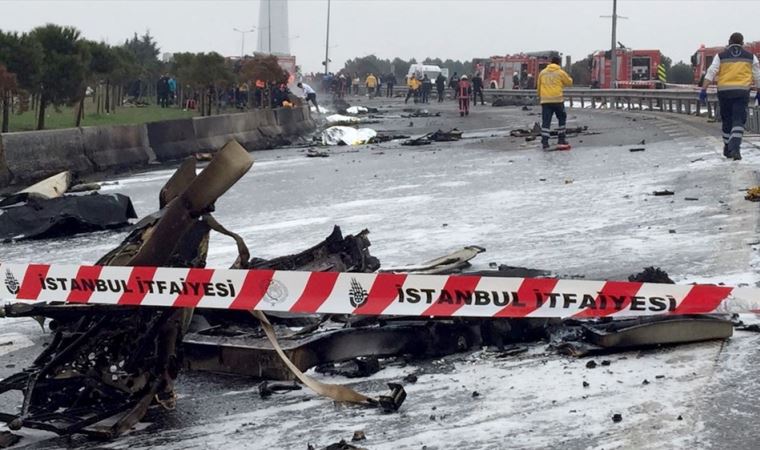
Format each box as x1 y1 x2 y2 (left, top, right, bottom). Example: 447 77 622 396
380 85 760 133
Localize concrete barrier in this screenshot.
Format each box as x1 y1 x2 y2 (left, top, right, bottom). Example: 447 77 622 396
81 124 154 172
1 128 93 183
0 106 314 187
227 112 267 151
146 118 199 162
193 115 234 153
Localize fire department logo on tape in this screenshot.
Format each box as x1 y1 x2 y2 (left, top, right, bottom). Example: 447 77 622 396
349 278 368 308
262 279 288 305
4 270 19 295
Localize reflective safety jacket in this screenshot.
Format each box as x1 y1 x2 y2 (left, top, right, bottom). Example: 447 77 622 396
704 44 760 96
366 75 378 88
537 64 573 104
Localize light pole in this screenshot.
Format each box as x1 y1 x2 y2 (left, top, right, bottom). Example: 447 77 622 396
600 0 627 88
233 27 255 59
268 0 272 53
324 0 331 74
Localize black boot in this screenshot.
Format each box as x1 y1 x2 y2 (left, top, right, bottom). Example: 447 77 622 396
724 144 730 158
542 138 550 150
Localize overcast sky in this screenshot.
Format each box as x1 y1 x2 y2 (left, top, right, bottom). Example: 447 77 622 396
2 0 759 73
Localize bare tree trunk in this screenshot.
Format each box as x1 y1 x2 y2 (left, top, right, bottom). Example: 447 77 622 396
76 95 85 127
2 90 10 133
105 80 111 113
215 86 220 115
37 95 46 130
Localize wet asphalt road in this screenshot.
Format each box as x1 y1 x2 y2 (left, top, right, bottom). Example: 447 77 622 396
2 96 760 449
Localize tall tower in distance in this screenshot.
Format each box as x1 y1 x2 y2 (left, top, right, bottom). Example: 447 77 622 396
257 0 290 55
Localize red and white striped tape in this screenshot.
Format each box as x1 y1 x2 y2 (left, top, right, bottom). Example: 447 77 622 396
1 263 759 318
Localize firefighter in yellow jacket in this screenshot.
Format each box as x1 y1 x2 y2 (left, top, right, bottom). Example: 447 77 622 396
700 32 760 160
365 73 378 99
537 56 573 150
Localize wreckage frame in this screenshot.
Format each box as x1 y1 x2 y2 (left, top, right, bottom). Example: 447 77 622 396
0 141 737 442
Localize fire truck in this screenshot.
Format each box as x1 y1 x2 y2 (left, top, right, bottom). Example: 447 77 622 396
691 41 760 85
590 48 663 88
474 51 560 89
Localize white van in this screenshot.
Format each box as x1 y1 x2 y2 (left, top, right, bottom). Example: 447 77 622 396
407 64 449 80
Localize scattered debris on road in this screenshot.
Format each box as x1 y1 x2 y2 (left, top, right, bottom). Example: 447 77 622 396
0 431 20 448
400 109 441 118
745 186 760 201
307 149 330 157
0 193 137 242
629 147 646 152
653 190 675 196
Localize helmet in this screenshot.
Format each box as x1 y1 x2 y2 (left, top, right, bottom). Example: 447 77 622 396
461 75 468 80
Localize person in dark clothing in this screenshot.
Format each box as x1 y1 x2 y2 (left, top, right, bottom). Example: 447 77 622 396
421 74 432 103
525 74 536 90
700 32 760 160
449 72 459 100
435 73 446 102
386 73 397 97
471 73 484 105
157 75 169 108
271 83 291 108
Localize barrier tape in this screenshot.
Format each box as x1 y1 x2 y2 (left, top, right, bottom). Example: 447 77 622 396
1 263 759 318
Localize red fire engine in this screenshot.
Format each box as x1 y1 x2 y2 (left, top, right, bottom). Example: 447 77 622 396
691 41 760 85
474 51 560 89
590 48 663 88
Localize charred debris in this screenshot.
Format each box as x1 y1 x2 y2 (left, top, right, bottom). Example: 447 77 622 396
0 140 735 442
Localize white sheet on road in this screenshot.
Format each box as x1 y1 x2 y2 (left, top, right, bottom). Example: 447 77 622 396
321 126 377 146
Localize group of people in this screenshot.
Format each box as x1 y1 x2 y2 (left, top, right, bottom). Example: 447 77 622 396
156 75 177 108
317 72 400 99
303 32 760 156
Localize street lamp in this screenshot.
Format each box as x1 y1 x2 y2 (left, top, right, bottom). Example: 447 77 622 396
233 27 255 59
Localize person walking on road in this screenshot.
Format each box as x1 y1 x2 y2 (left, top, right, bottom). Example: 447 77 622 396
386 73 397 97
421 74 432 104
537 56 573 150
449 72 459 100
298 82 319 113
436 73 446 102
700 32 760 160
405 75 420 104
457 75 471 117
471 73 485 105
365 73 378 99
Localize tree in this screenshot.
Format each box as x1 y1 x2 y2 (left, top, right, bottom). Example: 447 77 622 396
343 55 391 78
667 61 694 85
29 24 89 130
123 31 162 99
660 55 672 70
570 55 593 87
171 52 233 116
76 41 117 125
0 64 17 132
391 57 410 80
238 54 288 85
109 46 140 108
0 31 43 132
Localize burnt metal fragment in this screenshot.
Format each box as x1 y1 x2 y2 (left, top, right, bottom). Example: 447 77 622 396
376 383 406 412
